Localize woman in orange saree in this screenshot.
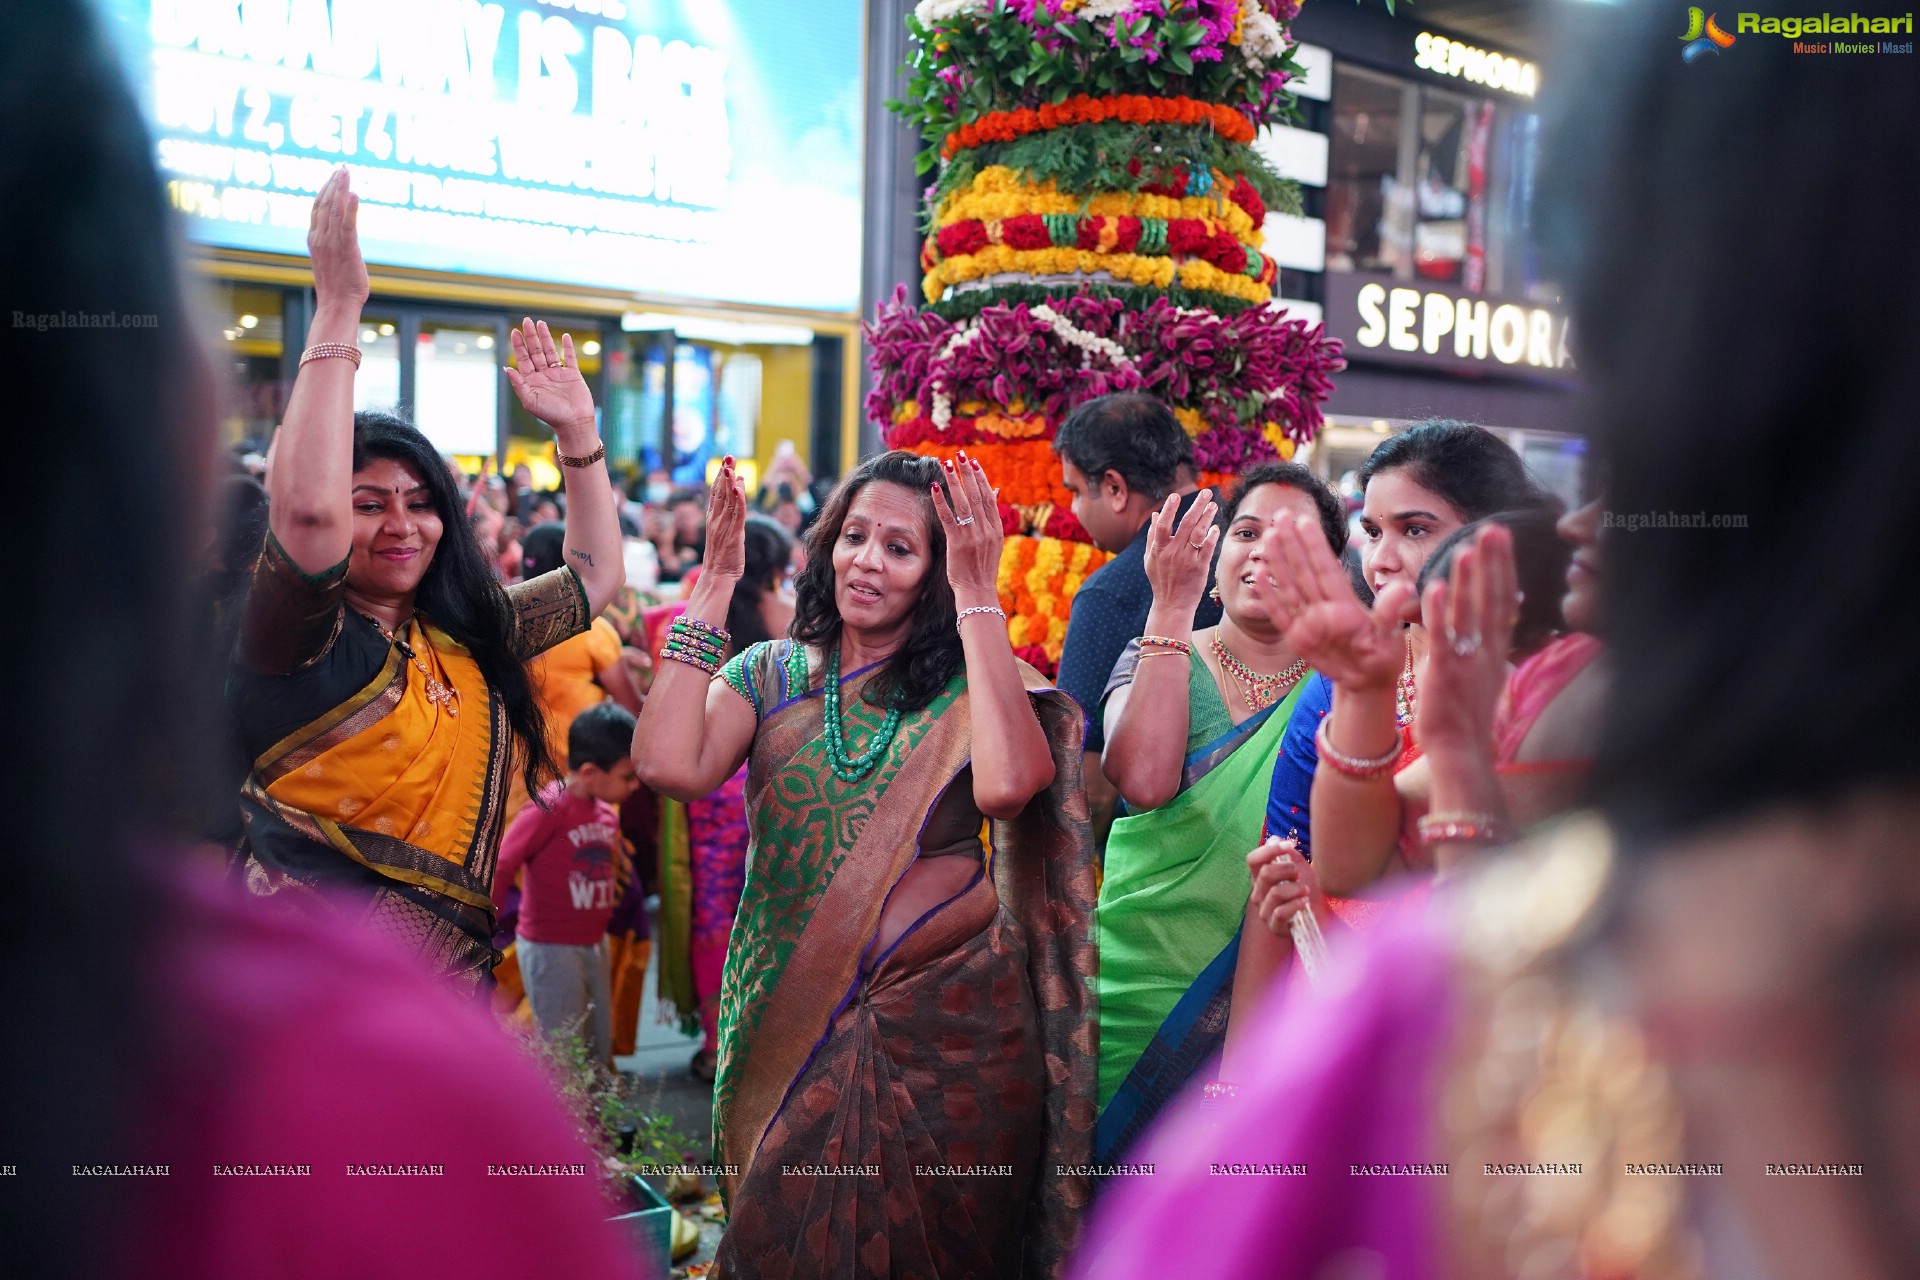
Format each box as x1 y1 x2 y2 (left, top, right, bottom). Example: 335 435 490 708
231 171 626 992
635 451 1097 1279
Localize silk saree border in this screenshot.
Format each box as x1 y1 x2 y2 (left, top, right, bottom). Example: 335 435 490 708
253 643 406 785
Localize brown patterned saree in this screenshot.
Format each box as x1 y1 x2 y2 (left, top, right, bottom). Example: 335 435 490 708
710 640 1097 1280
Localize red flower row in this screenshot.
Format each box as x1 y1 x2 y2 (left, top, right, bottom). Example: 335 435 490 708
941 94 1257 160
932 213 1263 279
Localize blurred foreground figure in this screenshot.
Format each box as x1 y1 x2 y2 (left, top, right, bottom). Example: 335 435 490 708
0 4 638 1276
1075 6 1920 1279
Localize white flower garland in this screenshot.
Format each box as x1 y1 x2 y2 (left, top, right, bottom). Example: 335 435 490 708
926 306 1135 431
1241 5 1288 66
913 0 987 25
1031 304 1133 370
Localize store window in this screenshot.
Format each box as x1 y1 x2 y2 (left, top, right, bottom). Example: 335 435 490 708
353 317 403 417
1326 64 1554 301
205 281 289 448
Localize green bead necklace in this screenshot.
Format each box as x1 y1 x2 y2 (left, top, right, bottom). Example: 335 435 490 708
822 648 903 782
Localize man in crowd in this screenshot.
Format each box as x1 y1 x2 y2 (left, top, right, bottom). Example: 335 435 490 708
1054 392 1222 841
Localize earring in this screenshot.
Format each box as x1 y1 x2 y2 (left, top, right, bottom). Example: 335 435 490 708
1208 584 1221 603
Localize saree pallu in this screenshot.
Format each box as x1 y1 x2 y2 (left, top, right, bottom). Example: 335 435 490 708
238 621 513 992
1093 675 1306 1165
710 641 1096 1279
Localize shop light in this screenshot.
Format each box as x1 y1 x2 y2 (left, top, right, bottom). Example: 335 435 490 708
582 339 602 356
238 313 258 329
620 311 814 346
361 329 379 343
378 323 396 336
475 334 494 350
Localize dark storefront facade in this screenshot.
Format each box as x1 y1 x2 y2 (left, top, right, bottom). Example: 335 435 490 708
1258 2 1584 502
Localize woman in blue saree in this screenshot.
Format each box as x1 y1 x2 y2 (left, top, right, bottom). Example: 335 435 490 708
1092 463 1347 1163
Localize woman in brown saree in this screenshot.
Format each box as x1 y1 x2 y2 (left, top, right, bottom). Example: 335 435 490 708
634 449 1097 1279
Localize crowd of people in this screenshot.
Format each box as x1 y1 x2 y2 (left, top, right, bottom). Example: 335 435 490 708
7 2 1917 1278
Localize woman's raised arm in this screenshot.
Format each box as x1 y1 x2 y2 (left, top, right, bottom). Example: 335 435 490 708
1264 515 1415 895
503 318 624 616
633 459 757 800
936 453 1055 820
268 167 366 574
1101 490 1218 811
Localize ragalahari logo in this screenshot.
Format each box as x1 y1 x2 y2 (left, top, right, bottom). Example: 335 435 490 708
1681 7 1738 59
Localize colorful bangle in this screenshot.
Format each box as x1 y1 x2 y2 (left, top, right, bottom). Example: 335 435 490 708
1415 812 1514 849
1138 634 1194 655
557 442 606 468
956 605 1006 628
666 618 730 652
1315 718 1403 781
299 342 362 368
661 650 721 676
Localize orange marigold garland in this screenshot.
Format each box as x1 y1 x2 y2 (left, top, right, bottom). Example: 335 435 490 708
941 94 1257 160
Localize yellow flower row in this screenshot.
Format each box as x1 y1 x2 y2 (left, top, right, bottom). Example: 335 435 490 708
937 166 1262 244
923 245 1272 306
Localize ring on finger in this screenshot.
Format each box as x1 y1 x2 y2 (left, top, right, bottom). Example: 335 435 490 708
1451 631 1482 657
955 515 975 526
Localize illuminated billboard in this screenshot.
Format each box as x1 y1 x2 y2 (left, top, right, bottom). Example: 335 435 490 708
98 0 866 312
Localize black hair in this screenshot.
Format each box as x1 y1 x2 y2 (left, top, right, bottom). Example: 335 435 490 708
211 475 270 606
1415 509 1571 660
351 412 560 800
1538 10 1920 848
3 0 200 1266
519 520 567 579
728 514 797 653
1222 461 1348 557
567 701 638 771
1359 420 1550 525
668 487 704 507
1051 392 1194 503
791 451 963 714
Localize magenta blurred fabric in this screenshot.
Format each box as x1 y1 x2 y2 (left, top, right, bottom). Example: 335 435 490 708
129 864 649 1280
1071 892 1454 1280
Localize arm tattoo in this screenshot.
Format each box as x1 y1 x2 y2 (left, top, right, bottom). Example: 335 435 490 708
569 548 594 568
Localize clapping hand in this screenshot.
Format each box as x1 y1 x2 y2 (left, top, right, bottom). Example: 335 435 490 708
931 451 1004 599
1415 523 1517 753
1142 489 1219 617
307 168 369 311
505 318 594 438
1260 515 1413 692
701 455 749 584
1246 836 1324 936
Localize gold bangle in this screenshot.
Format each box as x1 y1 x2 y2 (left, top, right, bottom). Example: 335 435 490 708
556 443 606 468
299 342 362 368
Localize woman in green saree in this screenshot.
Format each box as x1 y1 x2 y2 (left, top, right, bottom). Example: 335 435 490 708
1092 463 1347 1163
634 449 1097 1279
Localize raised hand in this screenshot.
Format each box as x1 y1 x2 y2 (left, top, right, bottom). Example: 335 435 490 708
505 318 594 438
700 455 749 584
307 167 369 311
1142 489 1219 617
1246 836 1324 936
1415 523 1517 753
1260 514 1411 691
931 451 1005 600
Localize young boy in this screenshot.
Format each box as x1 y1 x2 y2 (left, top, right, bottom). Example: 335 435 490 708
491 701 641 1065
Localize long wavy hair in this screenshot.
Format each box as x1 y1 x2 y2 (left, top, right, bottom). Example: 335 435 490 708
351 412 559 798
791 451 962 714
728 514 796 653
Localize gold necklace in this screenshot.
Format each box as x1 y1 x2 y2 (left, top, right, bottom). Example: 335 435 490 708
1208 632 1307 712
363 613 460 716
1395 631 1416 729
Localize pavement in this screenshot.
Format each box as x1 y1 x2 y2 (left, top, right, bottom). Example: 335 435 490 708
614 909 722 1274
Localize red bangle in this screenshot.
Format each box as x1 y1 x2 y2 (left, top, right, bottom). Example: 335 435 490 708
1315 718 1402 780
